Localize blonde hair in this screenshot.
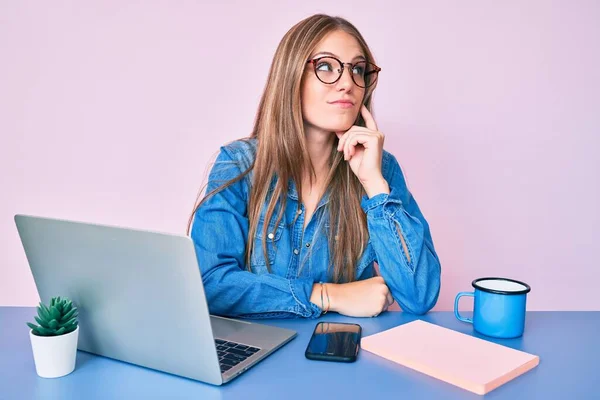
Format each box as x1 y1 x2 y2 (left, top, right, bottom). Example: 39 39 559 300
187 14 379 283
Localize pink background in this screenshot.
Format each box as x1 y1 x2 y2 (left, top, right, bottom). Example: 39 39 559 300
1 1 598 310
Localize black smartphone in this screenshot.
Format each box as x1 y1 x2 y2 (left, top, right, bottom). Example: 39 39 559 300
304 321 362 362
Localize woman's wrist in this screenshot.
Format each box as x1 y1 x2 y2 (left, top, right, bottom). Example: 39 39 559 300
309 284 321 308
310 283 340 313
324 283 340 313
362 176 390 198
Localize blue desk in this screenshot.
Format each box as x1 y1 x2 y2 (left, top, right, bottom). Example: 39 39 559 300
1 308 597 399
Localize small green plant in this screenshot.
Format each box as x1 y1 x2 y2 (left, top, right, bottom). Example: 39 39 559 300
27 296 78 337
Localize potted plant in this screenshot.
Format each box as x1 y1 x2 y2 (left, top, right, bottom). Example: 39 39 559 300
26 296 79 378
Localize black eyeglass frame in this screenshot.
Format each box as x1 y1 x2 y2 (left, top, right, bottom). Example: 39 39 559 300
306 56 381 88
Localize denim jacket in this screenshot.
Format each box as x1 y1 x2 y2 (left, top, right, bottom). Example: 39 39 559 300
191 138 441 319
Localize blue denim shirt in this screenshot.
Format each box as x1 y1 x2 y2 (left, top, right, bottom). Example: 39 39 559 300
191 138 441 319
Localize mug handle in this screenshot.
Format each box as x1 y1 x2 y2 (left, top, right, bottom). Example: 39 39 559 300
454 292 474 323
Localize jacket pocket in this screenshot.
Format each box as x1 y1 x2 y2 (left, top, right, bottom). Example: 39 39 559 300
250 217 285 271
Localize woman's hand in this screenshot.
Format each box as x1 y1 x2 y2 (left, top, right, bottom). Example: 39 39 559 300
325 276 395 318
336 105 389 198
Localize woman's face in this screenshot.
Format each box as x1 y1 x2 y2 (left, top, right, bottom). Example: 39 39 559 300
301 30 366 133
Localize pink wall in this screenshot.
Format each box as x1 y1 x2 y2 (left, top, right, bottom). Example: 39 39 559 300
1 2 598 310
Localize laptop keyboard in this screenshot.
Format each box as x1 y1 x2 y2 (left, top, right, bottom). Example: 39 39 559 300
215 339 261 373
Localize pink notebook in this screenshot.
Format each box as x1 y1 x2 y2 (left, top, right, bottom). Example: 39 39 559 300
361 320 539 395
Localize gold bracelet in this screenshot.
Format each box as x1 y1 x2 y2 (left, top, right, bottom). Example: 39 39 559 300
323 283 330 314
320 282 325 313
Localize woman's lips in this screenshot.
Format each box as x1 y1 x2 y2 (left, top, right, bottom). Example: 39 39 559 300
329 101 354 109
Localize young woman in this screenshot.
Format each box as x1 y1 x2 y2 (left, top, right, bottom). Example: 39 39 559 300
188 14 441 319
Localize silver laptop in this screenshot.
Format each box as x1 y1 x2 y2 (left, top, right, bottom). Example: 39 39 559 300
14 214 296 385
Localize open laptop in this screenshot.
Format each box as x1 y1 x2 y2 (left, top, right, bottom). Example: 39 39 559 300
14 214 296 385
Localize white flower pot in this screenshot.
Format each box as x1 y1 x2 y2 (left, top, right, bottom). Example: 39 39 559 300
29 326 79 378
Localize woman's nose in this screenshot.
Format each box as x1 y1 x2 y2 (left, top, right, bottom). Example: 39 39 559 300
335 66 354 90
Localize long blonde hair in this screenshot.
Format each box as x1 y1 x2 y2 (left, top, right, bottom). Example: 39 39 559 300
187 14 379 283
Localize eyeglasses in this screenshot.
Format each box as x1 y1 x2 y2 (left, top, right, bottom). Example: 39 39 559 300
306 56 381 88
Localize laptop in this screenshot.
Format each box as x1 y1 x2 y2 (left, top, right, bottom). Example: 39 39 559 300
14 214 297 385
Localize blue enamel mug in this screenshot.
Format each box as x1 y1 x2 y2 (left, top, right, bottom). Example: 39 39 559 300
454 277 531 338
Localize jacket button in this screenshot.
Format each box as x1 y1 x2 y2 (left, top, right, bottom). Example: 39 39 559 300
267 233 274 240
293 249 299 255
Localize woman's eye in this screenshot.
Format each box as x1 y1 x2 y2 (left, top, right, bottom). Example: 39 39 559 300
352 66 365 75
316 62 334 72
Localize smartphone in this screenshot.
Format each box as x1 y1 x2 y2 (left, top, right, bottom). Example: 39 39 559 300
304 321 362 362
